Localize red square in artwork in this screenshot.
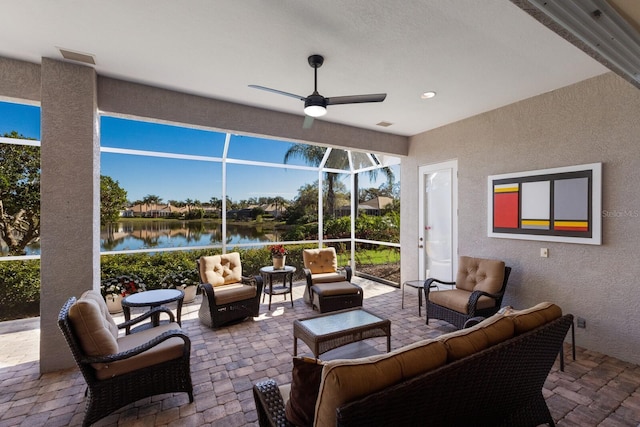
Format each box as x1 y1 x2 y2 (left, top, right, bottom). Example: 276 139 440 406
494 193 519 228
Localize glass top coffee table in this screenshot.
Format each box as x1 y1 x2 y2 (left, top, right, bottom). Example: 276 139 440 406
293 308 391 358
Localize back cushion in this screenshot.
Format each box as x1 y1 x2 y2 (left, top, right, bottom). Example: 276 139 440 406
79 290 119 338
506 302 562 334
438 314 515 362
68 298 119 357
303 248 338 274
199 252 243 287
314 339 447 427
456 256 505 294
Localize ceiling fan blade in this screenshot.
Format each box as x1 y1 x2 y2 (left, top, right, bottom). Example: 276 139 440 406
302 115 314 129
326 93 387 105
248 85 306 101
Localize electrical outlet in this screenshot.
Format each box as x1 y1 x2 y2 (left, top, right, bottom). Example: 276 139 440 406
540 248 549 258
577 317 586 328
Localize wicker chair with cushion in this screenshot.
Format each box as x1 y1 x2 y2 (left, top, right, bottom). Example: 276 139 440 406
198 252 264 328
424 256 511 329
302 247 362 313
58 290 193 427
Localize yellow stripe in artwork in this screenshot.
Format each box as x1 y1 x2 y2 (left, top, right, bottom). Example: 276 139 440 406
554 221 588 227
494 186 518 193
521 220 550 226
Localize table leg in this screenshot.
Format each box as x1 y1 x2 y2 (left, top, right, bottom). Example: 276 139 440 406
176 299 183 326
571 320 576 360
293 337 298 356
123 306 131 334
268 275 273 310
289 272 294 307
418 286 422 317
151 305 160 327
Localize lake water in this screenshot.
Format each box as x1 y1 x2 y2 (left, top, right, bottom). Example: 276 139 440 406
101 220 283 252
6 220 282 255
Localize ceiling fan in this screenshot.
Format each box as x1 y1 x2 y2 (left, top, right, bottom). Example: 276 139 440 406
249 54 387 128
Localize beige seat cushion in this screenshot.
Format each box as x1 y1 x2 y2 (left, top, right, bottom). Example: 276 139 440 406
438 314 515 362
506 302 562 334
311 282 360 296
428 288 497 313
314 339 447 427
94 322 185 380
455 256 505 294
309 272 346 284
304 248 339 275
199 252 243 287
212 283 257 305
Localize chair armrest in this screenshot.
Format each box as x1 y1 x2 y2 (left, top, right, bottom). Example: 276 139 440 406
467 290 503 315
464 316 486 328
342 266 353 282
303 268 313 285
82 329 190 364
117 306 176 332
425 277 456 287
252 275 264 295
253 379 295 427
242 275 256 285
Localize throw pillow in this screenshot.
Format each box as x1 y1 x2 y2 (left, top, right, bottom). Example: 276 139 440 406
285 356 324 427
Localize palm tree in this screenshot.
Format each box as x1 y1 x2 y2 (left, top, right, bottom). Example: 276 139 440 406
283 144 394 217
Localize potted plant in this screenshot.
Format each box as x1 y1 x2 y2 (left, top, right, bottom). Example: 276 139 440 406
100 274 147 313
160 269 200 303
269 244 288 270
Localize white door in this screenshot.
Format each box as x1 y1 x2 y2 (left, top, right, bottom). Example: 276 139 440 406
418 160 458 281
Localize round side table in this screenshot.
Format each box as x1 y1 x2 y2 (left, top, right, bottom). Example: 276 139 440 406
260 265 296 310
122 289 184 333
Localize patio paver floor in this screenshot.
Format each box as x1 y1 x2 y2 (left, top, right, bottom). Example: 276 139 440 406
1 277 639 426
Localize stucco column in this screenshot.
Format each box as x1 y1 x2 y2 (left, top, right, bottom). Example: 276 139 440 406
40 58 99 372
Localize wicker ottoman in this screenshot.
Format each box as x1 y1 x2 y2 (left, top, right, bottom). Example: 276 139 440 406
310 281 363 313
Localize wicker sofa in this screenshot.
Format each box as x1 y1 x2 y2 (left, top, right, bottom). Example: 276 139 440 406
253 302 573 427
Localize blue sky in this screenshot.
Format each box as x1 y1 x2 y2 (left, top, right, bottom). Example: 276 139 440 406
0 101 40 139
1 101 396 203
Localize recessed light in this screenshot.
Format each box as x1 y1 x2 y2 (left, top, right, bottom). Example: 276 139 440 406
421 91 436 99
376 121 394 127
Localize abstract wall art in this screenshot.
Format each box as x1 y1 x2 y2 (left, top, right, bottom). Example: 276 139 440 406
487 163 601 244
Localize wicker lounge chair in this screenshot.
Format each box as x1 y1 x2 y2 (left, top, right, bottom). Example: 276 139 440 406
425 256 511 329
302 247 362 313
58 291 193 427
197 252 264 328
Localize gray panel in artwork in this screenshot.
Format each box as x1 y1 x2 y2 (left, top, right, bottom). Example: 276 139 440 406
554 177 588 220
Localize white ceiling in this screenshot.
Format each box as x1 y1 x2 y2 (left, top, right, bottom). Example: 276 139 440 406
0 0 608 136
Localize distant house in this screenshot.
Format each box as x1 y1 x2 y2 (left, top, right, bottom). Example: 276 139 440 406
260 203 287 218
124 202 186 218
358 196 394 215
336 196 395 217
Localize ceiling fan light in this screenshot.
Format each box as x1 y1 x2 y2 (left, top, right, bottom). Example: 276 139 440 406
304 104 327 117
304 94 328 117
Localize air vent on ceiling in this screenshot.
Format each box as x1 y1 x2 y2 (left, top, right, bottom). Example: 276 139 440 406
376 121 394 127
58 48 96 65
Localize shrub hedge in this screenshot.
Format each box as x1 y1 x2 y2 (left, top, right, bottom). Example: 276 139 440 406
1 244 326 321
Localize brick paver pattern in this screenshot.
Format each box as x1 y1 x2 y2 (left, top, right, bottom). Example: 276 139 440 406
1 277 639 426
